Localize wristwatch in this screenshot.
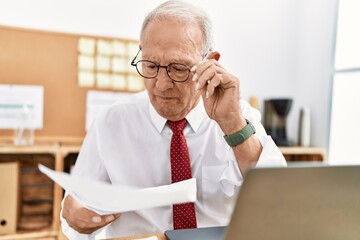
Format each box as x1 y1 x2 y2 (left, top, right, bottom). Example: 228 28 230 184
224 119 256 147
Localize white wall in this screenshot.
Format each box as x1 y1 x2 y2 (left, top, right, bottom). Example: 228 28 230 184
0 0 337 148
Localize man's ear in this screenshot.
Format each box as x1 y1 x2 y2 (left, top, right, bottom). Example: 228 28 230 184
208 51 221 61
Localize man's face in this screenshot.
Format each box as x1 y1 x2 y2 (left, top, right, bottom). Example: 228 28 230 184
140 18 204 121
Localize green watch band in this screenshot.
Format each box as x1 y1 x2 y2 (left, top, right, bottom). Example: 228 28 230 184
224 119 256 147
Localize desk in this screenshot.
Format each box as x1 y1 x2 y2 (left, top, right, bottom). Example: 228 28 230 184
107 233 166 240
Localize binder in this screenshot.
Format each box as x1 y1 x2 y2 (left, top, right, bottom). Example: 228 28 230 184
0 162 19 234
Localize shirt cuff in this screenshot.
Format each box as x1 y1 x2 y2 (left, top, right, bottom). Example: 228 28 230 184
219 135 287 197
60 192 100 240
256 135 287 168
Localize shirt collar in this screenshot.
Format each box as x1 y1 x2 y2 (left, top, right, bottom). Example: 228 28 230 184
148 96 206 133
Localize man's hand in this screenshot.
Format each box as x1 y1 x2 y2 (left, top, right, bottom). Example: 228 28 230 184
191 53 262 173
62 195 121 234
191 54 244 135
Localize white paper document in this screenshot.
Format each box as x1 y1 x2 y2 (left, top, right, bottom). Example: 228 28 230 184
38 164 197 215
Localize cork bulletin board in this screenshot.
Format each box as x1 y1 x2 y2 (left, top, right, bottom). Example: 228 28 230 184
0 25 142 139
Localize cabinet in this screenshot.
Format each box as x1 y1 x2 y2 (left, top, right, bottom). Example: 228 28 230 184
0 139 81 240
0 140 326 239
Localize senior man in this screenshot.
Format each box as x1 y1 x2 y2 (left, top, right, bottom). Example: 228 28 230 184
61 1 286 239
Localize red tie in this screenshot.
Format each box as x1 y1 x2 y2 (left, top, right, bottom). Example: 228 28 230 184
168 119 197 230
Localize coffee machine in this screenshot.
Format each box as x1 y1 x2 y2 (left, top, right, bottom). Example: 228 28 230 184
264 98 293 146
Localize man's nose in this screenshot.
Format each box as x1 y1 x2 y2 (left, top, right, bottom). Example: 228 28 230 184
155 67 173 90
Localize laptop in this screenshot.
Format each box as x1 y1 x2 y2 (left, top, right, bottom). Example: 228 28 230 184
165 164 360 240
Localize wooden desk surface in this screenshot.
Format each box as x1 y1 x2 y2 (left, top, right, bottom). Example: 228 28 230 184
106 233 166 240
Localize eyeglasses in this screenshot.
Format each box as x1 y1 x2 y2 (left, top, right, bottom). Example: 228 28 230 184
131 48 192 83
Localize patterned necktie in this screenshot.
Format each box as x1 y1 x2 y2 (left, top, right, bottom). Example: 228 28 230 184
168 119 197 229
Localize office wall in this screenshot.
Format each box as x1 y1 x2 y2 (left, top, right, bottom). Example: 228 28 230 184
0 0 337 147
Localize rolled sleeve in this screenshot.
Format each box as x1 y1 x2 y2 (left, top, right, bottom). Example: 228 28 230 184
255 135 287 168
61 218 98 240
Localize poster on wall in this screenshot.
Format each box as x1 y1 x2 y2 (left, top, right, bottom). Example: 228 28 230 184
85 90 132 131
0 84 44 129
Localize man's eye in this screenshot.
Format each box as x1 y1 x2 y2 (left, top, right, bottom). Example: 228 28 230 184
171 65 188 72
145 64 158 70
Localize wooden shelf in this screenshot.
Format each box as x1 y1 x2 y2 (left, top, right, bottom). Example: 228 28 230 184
0 140 79 240
279 146 326 162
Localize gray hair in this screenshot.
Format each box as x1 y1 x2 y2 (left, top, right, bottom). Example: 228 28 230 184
140 0 214 55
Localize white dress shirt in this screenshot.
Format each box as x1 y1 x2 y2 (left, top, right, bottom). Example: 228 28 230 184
61 91 286 240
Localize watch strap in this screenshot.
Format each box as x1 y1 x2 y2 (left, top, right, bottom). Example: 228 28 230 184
224 119 256 147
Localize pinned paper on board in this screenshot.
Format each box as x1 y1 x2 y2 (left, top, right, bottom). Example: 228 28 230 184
112 40 127 56
97 39 112 56
78 71 95 87
78 38 96 55
96 73 112 89
0 85 43 130
96 56 111 71
128 42 140 58
85 90 132 130
0 85 44 145
128 75 144 92
78 55 95 70
112 57 127 73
